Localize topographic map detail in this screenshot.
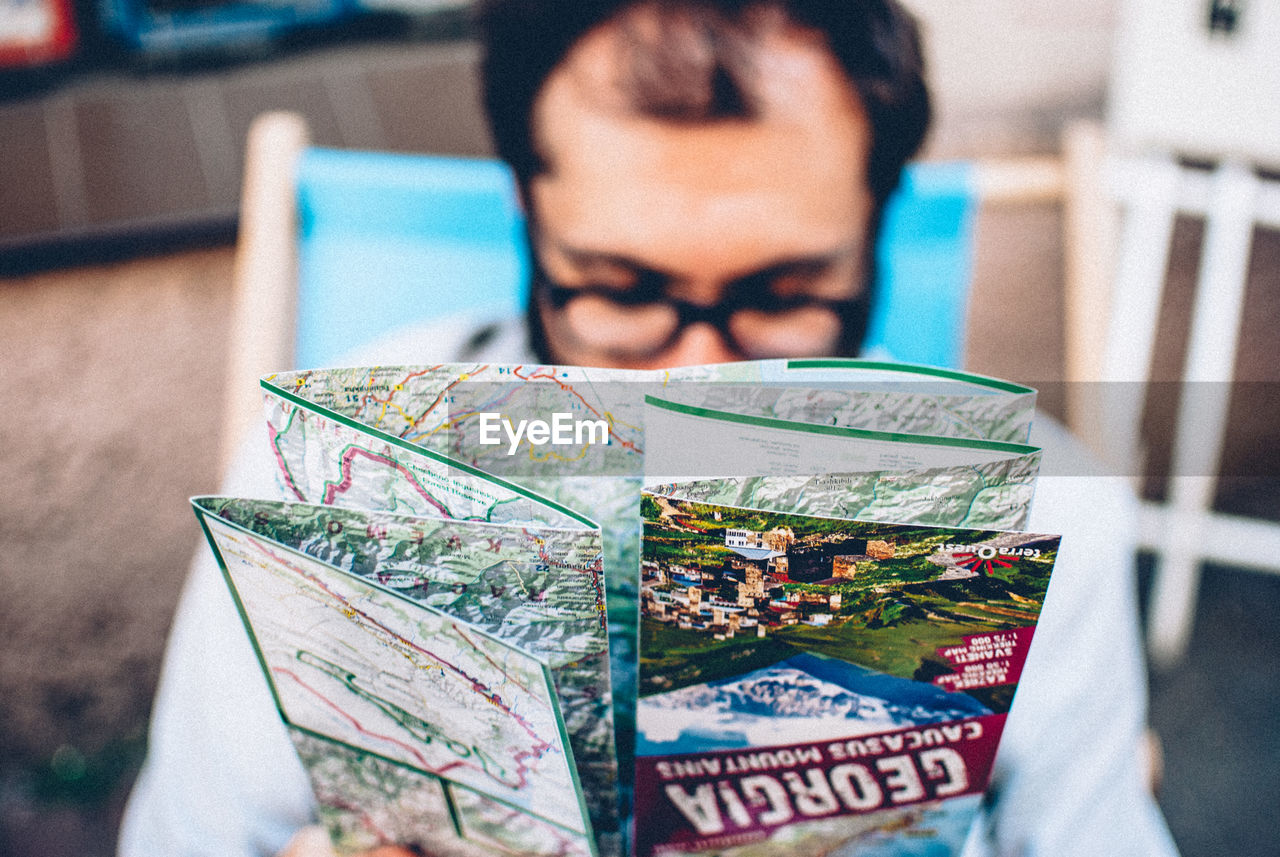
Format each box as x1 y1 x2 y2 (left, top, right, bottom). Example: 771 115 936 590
264 390 570 527
290 727 457 855
197 497 617 836
292 727 596 857
650 456 1040 532
262 364 652 817
200 514 591 837
265 364 645 486
453 787 595 857
653 386 1035 445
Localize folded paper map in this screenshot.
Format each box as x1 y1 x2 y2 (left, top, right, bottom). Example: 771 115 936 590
195 359 1057 857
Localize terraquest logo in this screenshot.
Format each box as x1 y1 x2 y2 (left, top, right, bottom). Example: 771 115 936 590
477 412 611 455
943 542 1041 576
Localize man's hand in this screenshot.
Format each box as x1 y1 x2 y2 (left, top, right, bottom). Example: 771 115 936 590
279 825 417 857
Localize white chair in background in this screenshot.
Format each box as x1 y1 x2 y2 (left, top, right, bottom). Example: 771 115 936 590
1094 154 1280 666
1063 0 1280 665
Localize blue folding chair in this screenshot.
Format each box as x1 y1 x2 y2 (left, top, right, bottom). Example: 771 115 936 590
291 149 977 369
294 147 531 368
865 161 977 368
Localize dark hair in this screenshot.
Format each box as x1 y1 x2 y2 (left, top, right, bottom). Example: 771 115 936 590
477 0 930 207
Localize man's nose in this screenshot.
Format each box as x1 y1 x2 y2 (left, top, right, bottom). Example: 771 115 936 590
655 321 742 367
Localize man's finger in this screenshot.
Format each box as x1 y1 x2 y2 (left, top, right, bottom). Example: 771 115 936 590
278 826 336 857
278 826 419 857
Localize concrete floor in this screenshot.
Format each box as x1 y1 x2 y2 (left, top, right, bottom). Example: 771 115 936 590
1144 562 1280 856
0 245 232 855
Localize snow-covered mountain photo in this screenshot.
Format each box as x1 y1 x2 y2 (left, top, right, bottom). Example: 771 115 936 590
637 652 990 755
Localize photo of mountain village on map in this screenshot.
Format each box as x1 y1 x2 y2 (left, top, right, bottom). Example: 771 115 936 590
638 495 1060 712
633 496 1062 857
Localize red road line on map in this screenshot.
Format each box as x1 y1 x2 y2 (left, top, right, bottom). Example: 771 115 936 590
322 446 451 516
278 659 526 788
510 744 553 781
527 533 607 632
405 384 526 447
256 538 554 757
406 365 491 432
352 366 441 418
276 666 440 772
452 626 543 709
268 420 307 501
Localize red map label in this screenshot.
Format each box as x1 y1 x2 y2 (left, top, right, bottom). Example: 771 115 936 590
633 713 1007 857
932 626 1036 692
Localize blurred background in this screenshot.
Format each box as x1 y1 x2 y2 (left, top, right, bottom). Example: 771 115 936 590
1 0 1278 854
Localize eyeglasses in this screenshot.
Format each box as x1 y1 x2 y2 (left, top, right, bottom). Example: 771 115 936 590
535 277 868 361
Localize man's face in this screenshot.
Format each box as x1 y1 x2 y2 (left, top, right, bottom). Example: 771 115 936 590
526 17 875 369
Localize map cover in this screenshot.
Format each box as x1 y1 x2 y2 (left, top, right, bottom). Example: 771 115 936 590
196 358 1055 857
635 496 1059 857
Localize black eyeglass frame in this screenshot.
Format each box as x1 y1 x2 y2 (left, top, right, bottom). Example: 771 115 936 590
534 278 871 361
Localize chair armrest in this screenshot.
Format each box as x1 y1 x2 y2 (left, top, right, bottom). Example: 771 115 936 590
220 111 310 471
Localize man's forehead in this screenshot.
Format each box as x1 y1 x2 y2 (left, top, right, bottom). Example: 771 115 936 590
526 12 873 261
